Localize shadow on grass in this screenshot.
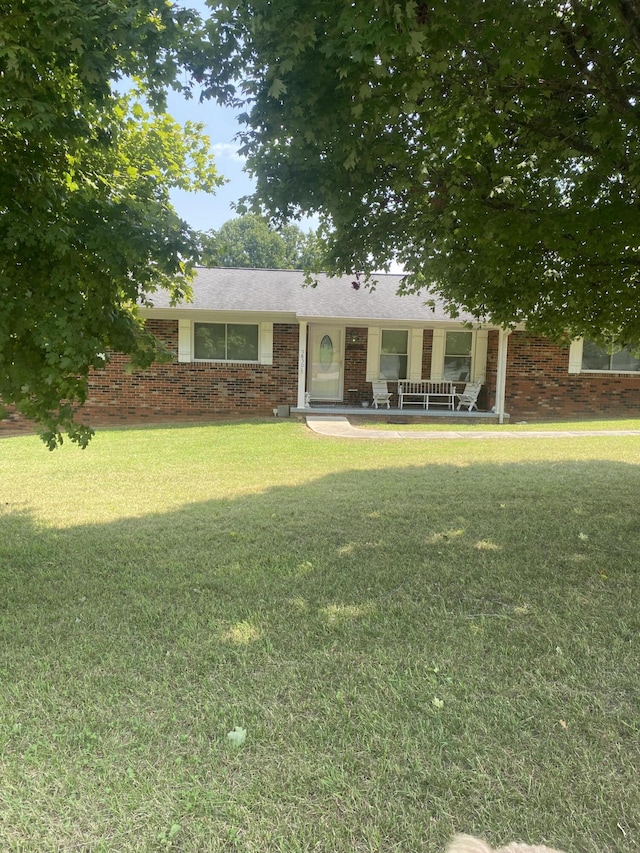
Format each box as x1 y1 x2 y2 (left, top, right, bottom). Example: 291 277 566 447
1 459 639 852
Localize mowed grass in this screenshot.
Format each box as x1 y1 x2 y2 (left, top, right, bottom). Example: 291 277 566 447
0 420 639 852
356 417 640 432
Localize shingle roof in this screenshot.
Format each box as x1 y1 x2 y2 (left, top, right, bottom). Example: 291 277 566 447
146 267 483 325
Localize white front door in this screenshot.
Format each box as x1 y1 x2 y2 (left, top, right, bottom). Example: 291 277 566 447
308 326 344 401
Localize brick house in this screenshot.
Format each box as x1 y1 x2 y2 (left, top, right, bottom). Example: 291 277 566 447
28 267 639 428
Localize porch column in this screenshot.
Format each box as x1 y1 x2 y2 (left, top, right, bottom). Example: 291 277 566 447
297 320 308 409
495 328 511 424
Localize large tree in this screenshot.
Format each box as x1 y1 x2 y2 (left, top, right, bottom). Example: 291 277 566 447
204 0 640 344
0 0 221 447
200 214 322 268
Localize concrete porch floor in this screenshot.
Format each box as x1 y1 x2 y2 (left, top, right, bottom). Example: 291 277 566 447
290 405 508 424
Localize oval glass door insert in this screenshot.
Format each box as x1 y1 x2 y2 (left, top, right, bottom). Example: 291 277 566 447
319 335 334 370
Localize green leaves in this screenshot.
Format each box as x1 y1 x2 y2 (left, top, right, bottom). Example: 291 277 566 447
204 0 640 345
0 1 222 447
267 78 287 99
199 215 323 270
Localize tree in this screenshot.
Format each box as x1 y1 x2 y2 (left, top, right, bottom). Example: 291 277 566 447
0 0 221 448
199 214 322 269
279 223 325 270
204 0 640 345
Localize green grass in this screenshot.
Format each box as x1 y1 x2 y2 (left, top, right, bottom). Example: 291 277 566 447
1 421 639 852
356 417 640 432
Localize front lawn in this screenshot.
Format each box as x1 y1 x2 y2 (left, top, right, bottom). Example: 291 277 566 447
356 417 640 432
1 422 638 852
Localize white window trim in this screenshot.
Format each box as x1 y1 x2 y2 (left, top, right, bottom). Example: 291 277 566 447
366 327 422 381
567 339 583 374
430 329 445 380
431 328 487 383
178 320 273 365
367 326 487 383
568 338 640 375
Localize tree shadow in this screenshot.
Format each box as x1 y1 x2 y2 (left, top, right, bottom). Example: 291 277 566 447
0 459 639 851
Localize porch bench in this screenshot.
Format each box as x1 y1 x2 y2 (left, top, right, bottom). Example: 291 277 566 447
397 380 457 410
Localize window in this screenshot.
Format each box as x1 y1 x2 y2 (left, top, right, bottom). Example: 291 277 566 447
380 330 408 379
581 339 640 372
194 322 259 361
444 331 472 381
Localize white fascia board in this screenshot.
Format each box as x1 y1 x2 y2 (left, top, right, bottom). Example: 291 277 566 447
295 314 496 328
143 306 507 330
139 307 297 323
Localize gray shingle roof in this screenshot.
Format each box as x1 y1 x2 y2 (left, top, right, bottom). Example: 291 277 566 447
146 267 483 325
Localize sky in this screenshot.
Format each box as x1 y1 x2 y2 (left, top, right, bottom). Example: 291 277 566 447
164 0 256 233
166 90 254 233
165 2 401 271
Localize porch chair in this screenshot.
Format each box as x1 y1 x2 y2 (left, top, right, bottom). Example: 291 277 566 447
371 380 392 409
456 380 483 411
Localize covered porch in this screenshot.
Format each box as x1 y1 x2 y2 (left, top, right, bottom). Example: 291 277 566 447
295 318 512 424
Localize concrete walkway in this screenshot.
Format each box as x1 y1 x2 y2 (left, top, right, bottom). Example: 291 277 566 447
306 415 640 440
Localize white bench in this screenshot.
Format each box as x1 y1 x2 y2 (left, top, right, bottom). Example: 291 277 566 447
397 381 457 410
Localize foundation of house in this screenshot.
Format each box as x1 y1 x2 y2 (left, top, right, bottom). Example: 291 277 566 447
290 405 508 424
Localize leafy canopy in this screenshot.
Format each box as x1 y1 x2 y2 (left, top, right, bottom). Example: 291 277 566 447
199 214 323 269
204 0 640 344
0 0 221 447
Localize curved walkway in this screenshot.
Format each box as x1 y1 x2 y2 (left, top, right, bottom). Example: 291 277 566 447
306 415 640 440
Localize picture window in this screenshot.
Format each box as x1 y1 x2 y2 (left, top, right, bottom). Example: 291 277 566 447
581 339 640 372
194 323 259 361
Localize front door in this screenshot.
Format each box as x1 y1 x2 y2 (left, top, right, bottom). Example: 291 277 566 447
308 326 344 401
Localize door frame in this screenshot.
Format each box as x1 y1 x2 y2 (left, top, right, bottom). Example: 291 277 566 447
307 324 345 402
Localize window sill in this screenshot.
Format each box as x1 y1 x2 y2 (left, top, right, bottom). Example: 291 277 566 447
193 359 261 365
579 369 640 376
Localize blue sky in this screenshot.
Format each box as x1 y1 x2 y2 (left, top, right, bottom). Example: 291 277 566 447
165 0 255 232
166 89 254 233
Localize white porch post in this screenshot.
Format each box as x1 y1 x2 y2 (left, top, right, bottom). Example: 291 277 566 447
297 320 308 409
495 328 511 424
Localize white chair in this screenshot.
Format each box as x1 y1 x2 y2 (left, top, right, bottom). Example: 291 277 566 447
371 380 392 409
456 381 483 411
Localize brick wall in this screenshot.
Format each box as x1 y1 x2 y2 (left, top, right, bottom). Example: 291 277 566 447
4 322 639 433
80 319 300 423
504 331 640 419
341 328 433 407
343 327 370 405
422 329 433 378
